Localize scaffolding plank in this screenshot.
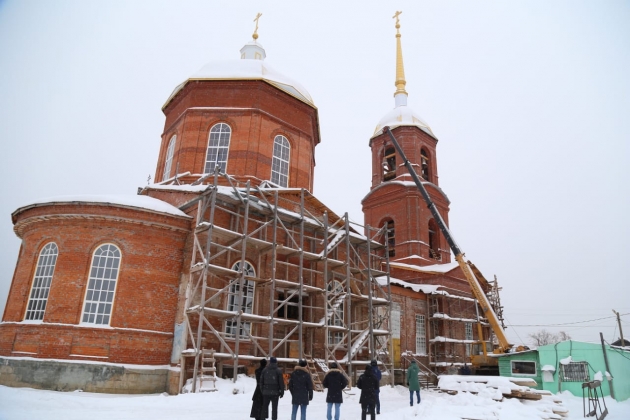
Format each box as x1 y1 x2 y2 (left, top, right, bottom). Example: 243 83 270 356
207 264 238 277
274 278 324 294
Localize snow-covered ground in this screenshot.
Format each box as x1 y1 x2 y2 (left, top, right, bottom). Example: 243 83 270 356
0 375 628 420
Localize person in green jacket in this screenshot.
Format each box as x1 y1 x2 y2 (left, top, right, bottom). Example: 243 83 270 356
406 360 420 406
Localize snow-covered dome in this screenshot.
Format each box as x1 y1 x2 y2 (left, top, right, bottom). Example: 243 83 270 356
373 105 434 138
163 41 314 109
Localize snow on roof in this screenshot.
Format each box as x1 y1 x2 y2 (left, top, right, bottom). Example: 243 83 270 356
164 59 315 108
389 261 459 274
372 105 435 139
377 276 442 294
362 175 451 204
17 195 190 218
146 183 211 193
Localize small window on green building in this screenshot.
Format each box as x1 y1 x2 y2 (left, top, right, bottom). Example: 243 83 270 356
560 361 589 382
511 360 536 375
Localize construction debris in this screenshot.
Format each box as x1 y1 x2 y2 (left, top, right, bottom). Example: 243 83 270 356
437 375 569 419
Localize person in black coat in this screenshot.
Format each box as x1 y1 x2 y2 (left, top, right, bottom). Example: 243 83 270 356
288 360 313 420
322 362 348 420
260 357 284 420
357 366 379 420
370 360 382 414
250 359 268 420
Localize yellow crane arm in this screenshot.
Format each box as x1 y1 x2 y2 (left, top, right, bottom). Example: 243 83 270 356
383 126 512 352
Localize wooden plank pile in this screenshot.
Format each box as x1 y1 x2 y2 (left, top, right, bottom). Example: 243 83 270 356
437 375 569 419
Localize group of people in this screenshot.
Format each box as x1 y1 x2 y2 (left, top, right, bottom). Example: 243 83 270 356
250 358 422 420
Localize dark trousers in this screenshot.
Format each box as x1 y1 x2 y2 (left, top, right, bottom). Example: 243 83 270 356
361 403 375 420
262 395 279 420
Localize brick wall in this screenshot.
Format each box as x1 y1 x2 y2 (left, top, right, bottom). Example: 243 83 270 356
155 81 319 192
1 202 191 366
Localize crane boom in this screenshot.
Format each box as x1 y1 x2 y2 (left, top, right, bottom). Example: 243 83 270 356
383 126 511 352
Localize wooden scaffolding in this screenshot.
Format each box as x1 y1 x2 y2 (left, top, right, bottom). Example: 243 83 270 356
177 172 393 392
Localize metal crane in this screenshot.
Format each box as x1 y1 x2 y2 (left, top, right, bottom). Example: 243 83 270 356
383 126 512 371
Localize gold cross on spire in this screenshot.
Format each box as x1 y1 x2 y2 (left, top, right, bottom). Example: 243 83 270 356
393 10 402 33
253 12 262 40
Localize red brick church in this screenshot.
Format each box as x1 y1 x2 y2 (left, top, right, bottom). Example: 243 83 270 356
0 16 503 394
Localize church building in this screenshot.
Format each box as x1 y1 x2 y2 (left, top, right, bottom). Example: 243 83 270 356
0 14 504 394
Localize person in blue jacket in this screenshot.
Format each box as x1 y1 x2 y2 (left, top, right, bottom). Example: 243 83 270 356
370 360 382 414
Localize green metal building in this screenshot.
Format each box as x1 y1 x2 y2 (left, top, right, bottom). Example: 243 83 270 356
496 341 630 402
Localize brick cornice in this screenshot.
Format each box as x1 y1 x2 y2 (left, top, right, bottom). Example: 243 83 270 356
14 213 191 238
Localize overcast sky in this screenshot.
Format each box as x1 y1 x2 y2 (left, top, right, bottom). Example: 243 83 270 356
0 0 628 346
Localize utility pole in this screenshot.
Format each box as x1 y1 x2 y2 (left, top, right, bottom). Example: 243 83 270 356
612 310 625 346
600 332 615 400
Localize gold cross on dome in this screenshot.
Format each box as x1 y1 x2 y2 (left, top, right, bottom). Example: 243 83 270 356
253 12 263 39
393 10 402 25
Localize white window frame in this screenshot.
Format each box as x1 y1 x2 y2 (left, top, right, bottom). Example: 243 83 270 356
162 134 176 181
81 244 121 325
511 360 537 376
205 123 231 174
225 261 256 338
24 242 58 321
465 322 473 356
271 135 290 187
415 314 426 355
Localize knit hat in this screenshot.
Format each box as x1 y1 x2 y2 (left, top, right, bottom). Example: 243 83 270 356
270 357 277 363
411 360 417 364
330 362 338 369
260 359 267 367
370 360 377 367
299 359 307 367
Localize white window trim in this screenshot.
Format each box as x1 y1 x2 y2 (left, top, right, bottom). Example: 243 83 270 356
162 134 176 181
510 360 538 376
415 314 426 355
80 243 121 326
225 261 256 338
271 135 290 187
205 123 231 174
24 242 58 321
465 322 473 356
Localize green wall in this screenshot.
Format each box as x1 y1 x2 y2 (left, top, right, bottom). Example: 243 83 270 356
499 341 630 401
498 350 542 389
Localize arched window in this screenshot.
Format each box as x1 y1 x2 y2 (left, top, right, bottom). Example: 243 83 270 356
24 242 58 321
421 148 431 181
383 219 395 257
204 123 231 174
162 134 176 181
81 244 121 325
327 280 344 344
383 146 396 181
271 135 290 187
428 219 441 260
225 261 255 337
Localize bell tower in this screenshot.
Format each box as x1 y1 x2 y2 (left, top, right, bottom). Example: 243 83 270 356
362 12 452 266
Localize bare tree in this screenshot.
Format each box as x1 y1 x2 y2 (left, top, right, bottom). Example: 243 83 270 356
528 329 572 346
557 331 572 342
